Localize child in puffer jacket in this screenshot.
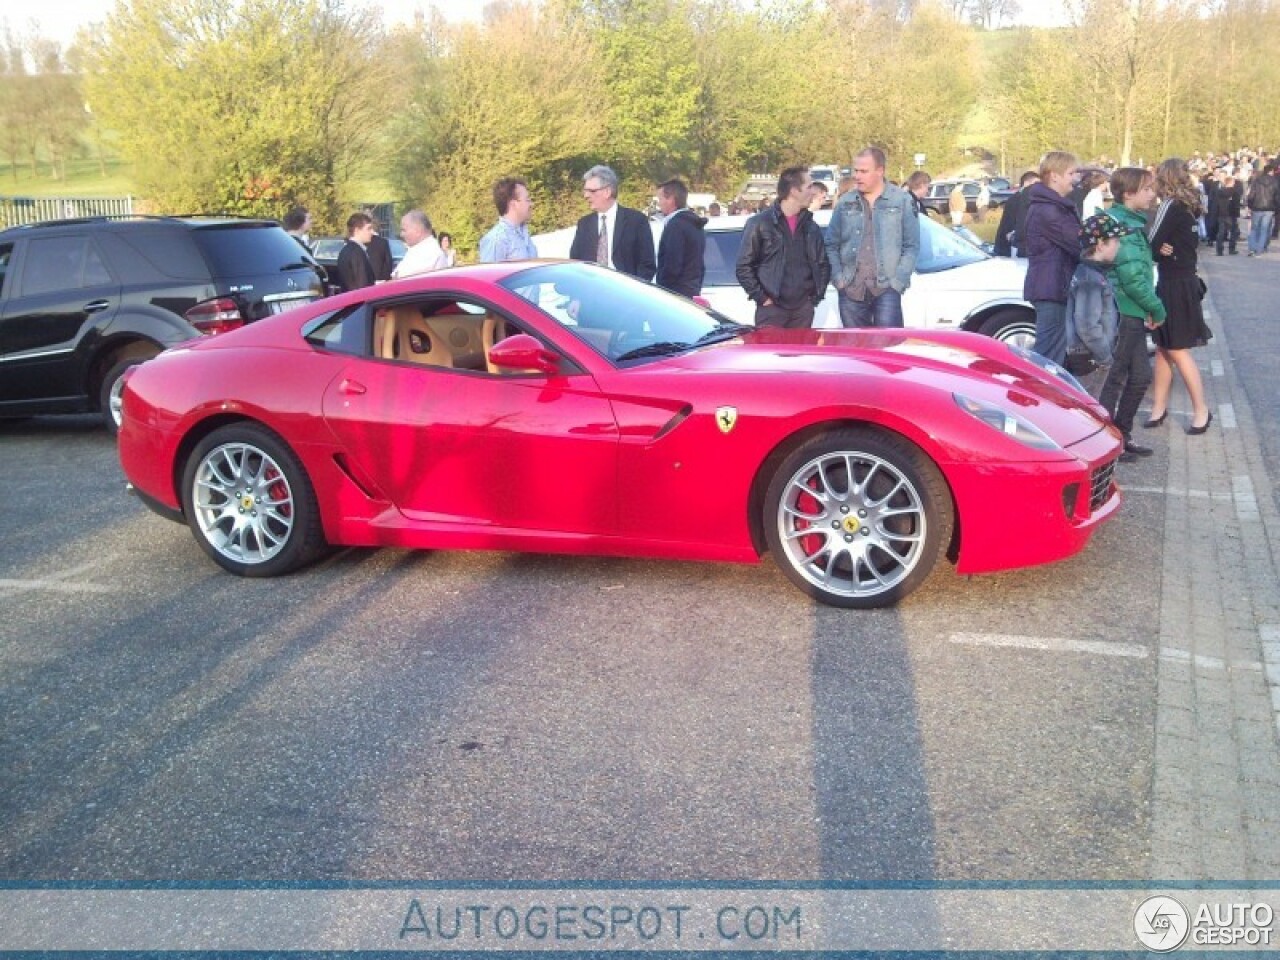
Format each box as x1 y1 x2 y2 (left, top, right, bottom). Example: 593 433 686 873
1064 213 1128 377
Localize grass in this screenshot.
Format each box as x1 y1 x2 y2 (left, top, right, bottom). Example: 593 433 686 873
0 157 137 198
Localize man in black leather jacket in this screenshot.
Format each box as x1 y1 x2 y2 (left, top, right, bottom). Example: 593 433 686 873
734 166 831 328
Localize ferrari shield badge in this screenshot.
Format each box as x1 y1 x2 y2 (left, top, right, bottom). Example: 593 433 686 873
715 406 738 434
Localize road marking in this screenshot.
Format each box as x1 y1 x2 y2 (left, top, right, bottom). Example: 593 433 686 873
948 633 1147 658
1263 625 1280 692
1158 648 1264 672
1211 360 1224 377
1120 485 1232 501
0 579 113 594
0 561 114 594
1233 475 1260 522
1219 403 1237 429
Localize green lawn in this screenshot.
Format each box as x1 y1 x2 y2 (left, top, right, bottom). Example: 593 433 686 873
0 157 137 198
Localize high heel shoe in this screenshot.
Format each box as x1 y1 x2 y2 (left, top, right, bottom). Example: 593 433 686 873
1143 411 1168 428
1187 411 1213 435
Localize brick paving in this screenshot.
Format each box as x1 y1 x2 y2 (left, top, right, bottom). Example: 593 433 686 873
1150 251 1280 880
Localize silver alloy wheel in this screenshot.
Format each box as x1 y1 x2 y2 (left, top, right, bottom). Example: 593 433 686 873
107 375 127 428
191 441 295 565
1000 326 1037 351
775 450 928 600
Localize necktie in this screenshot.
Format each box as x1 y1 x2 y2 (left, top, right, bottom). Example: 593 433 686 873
596 215 608 266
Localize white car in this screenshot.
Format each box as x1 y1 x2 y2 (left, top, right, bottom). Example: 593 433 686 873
533 211 1035 347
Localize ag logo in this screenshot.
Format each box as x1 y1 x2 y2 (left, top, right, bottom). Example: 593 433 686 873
715 406 738 434
1134 896 1190 952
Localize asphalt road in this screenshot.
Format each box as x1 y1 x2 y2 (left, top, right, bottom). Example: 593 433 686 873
0 421 1171 887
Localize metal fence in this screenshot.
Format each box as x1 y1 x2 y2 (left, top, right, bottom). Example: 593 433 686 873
0 195 134 228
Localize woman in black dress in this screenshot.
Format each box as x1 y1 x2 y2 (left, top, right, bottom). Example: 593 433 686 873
1146 158 1213 434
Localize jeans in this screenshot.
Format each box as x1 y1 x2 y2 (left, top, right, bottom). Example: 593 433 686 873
755 302 815 329
838 288 903 328
1032 300 1067 365
1248 210 1275 254
1098 315 1152 438
1216 216 1238 254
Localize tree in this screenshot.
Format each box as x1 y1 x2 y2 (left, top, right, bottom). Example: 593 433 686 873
81 0 394 223
992 28 1079 167
387 2 605 251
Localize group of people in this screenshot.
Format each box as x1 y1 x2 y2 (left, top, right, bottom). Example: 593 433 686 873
1023 151 1215 463
474 165 708 298
283 206 457 293
732 147 919 330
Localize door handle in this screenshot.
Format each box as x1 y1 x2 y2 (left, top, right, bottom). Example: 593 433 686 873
338 378 366 396
83 300 111 314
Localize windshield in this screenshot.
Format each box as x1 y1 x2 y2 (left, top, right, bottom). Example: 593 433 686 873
917 216 986 273
499 262 728 364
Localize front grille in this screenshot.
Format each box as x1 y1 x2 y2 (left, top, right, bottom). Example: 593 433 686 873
1089 459 1117 512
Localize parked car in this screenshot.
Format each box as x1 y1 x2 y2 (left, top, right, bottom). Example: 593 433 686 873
535 211 1036 347
809 165 841 207
0 216 324 432
118 261 1121 608
920 179 980 217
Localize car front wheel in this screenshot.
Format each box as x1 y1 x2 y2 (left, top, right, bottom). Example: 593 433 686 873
764 428 953 608
978 309 1037 350
181 424 327 577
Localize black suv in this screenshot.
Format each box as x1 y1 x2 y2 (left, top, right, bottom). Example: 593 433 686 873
0 216 324 432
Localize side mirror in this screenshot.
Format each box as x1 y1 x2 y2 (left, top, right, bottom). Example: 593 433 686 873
488 333 560 374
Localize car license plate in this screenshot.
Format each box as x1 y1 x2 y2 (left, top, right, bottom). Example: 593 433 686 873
266 295 316 315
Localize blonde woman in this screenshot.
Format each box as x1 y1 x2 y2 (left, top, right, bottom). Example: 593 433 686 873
1146 158 1213 434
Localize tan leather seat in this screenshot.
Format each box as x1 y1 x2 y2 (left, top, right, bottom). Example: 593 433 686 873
482 313 508 374
387 305 453 368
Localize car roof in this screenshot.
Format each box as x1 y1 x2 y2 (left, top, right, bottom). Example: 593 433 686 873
0 216 279 240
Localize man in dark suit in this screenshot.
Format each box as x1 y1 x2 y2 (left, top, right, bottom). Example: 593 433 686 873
569 164 656 282
366 225 395 282
335 212 377 292
655 178 706 298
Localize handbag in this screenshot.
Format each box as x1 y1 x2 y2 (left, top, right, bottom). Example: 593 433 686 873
1197 275 1207 301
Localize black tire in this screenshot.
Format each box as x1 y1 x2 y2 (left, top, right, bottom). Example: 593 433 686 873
763 428 953 608
181 423 328 577
99 356 153 435
978 308 1036 349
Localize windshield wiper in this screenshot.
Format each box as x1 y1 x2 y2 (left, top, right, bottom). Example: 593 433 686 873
614 341 692 363
695 323 751 345
280 261 316 271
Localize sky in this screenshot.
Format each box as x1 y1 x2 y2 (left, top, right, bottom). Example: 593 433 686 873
0 0 490 50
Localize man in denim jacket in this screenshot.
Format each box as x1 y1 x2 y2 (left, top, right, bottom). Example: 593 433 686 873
825 147 919 328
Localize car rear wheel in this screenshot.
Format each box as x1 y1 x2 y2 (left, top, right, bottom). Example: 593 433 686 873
763 428 953 608
181 424 327 577
99 354 156 435
979 309 1037 350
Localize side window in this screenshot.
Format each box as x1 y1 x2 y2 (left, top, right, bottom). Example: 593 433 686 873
703 231 743 287
303 305 369 356
83 239 113 286
20 235 87 297
370 297 539 375
15 235 114 295
0 243 12 297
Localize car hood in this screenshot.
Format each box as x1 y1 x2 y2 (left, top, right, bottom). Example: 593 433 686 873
657 327 1112 449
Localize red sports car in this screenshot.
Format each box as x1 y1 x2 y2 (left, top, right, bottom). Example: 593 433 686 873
118 261 1122 608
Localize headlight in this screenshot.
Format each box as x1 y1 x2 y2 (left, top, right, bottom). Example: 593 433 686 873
1006 343 1087 394
954 393 1061 451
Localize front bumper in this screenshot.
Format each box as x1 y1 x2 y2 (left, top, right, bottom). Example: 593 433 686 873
948 427 1123 575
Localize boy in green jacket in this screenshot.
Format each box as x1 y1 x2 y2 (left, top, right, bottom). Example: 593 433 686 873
1102 167 1166 463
